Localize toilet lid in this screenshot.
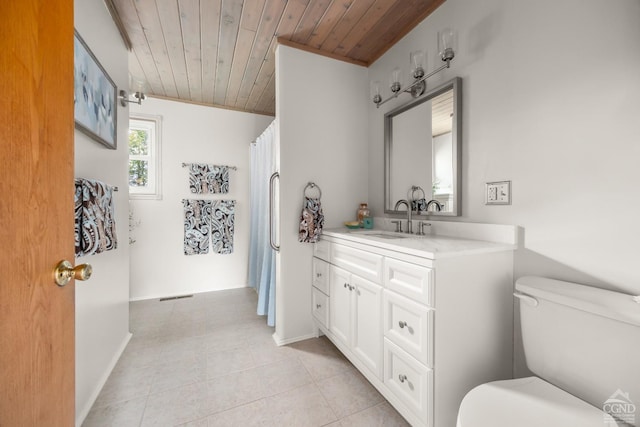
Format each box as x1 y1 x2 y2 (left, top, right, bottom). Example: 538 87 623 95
457 377 618 427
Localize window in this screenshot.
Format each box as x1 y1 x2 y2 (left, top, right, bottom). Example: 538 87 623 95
129 114 162 199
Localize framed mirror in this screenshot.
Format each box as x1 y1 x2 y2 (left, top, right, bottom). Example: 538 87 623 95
384 77 461 216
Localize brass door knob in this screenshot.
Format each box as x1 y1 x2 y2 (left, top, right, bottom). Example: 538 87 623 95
53 260 92 287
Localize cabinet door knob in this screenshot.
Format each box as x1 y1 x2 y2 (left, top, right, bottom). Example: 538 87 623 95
316 272 322 278
398 374 408 383
398 321 408 329
316 303 321 309
344 283 349 288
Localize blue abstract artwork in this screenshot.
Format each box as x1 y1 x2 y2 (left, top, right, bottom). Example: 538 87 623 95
74 30 117 149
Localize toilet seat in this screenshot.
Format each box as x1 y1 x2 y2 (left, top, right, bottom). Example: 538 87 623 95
456 377 615 427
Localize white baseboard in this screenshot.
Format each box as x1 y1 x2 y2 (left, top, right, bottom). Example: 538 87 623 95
76 332 132 427
129 284 252 302
272 331 318 346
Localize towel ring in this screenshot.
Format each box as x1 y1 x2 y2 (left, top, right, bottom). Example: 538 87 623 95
304 182 322 199
410 185 425 200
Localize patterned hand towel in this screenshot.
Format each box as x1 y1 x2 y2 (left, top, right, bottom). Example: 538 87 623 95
412 198 428 212
210 200 235 254
187 163 229 194
298 197 324 243
74 178 118 257
183 199 212 255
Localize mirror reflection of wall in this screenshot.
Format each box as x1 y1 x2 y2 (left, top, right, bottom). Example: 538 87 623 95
390 101 432 205
431 89 454 210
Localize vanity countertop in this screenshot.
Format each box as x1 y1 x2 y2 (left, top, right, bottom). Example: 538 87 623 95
322 228 517 259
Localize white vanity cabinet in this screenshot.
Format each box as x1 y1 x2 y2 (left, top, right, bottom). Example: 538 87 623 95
312 230 515 427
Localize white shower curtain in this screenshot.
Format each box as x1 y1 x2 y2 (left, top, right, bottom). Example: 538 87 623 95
249 121 276 326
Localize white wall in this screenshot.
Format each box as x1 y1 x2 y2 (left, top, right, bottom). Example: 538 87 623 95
275 45 369 343
74 0 131 424
368 0 640 374
129 98 272 300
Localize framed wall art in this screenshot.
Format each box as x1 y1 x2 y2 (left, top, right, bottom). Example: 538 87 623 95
73 29 118 149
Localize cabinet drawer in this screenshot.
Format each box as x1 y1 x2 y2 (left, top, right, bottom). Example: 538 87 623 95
383 290 433 367
384 339 433 424
312 258 330 294
331 244 383 284
313 239 331 262
312 287 329 329
384 258 434 306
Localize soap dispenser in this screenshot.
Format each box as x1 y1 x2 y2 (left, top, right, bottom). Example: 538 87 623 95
357 203 370 228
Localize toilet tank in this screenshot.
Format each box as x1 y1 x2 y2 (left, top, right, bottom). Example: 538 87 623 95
516 276 640 419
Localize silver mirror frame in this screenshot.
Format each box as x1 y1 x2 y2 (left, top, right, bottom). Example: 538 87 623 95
384 77 462 217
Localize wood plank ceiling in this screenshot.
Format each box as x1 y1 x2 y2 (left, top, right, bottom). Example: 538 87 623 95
109 0 446 116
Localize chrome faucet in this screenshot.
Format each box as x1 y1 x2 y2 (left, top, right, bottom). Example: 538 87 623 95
425 199 443 212
393 199 413 234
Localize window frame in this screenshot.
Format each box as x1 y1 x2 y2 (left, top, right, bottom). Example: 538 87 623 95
128 114 162 200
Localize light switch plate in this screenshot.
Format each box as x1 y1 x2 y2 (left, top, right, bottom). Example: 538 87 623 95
486 181 511 205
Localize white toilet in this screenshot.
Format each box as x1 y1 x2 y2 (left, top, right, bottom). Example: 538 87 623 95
457 276 640 427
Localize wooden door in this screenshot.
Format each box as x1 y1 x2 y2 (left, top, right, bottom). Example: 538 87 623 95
0 1 75 425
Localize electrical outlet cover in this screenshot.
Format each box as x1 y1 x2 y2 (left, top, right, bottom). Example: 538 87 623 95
486 181 511 205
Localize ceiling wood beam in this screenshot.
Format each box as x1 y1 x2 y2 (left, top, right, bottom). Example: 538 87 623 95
277 37 367 67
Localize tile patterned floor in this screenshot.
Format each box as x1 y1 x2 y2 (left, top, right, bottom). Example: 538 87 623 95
83 288 410 427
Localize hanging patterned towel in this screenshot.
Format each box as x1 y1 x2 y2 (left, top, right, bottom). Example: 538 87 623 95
183 199 235 255
74 178 118 257
210 200 235 254
187 163 229 194
298 197 324 243
412 198 428 212
74 182 83 256
183 199 212 255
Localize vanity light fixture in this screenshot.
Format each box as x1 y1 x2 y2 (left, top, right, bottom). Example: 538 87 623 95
373 28 456 108
119 89 146 107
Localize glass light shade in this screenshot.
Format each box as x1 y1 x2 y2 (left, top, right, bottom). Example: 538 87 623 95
410 50 425 71
129 75 147 94
410 50 426 79
370 80 382 104
370 80 381 98
390 67 402 93
438 28 455 61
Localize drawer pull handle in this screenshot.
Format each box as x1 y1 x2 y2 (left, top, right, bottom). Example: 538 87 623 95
344 283 349 288
316 273 322 278
398 374 408 383
399 321 408 329
316 303 321 309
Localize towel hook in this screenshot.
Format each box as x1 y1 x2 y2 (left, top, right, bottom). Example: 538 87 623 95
304 182 322 199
